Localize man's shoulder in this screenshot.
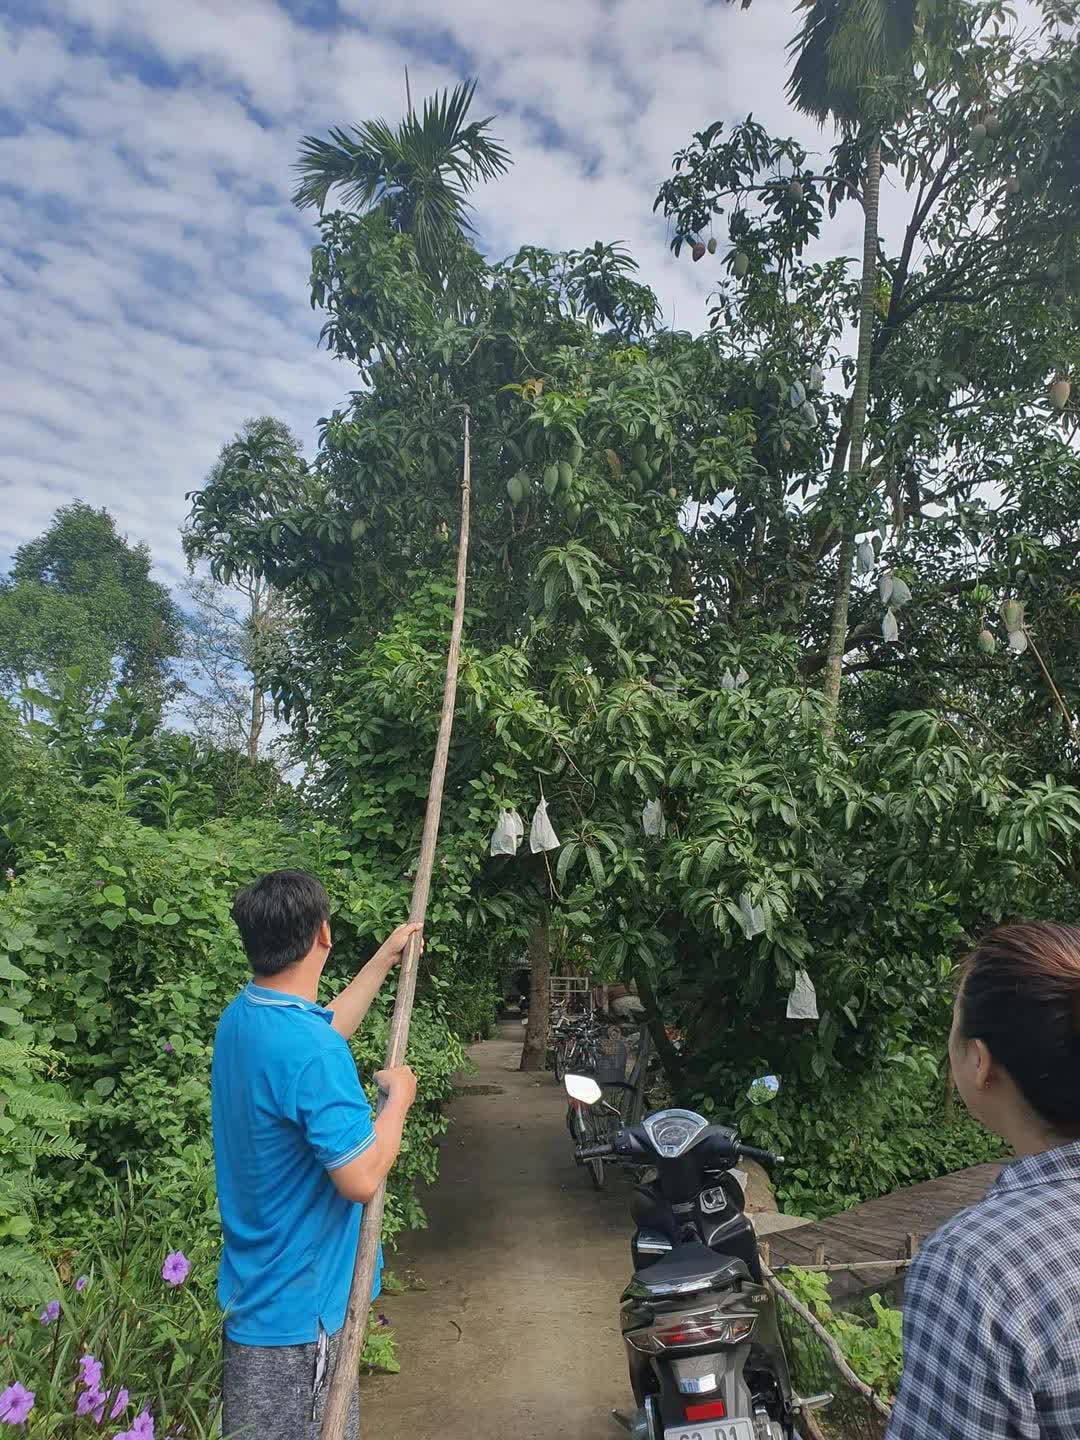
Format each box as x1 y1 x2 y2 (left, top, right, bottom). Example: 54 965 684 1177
214 989 343 1061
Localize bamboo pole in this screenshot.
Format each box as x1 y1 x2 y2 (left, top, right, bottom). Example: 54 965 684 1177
321 408 472 1440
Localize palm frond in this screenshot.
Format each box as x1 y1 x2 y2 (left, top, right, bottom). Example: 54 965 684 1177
787 0 917 127
292 129 384 213
291 79 510 278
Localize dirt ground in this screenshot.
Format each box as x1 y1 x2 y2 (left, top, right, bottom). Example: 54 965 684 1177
363 1019 632 1440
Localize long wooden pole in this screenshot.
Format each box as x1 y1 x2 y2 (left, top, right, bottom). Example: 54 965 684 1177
321 408 472 1440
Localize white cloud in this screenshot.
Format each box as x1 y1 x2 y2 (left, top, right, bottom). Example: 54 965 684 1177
2 0 903 586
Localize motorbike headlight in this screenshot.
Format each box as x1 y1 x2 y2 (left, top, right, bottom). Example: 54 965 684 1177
627 1311 756 1354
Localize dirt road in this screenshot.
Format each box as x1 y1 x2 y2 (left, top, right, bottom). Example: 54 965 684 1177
363 1020 631 1440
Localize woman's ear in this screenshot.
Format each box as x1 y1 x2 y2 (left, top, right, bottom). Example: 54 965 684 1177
972 1037 994 1090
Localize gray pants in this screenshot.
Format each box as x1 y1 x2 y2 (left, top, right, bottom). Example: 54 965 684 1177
222 1325 359 1440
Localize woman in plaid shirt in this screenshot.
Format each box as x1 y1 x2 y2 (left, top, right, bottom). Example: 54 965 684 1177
888 922 1080 1438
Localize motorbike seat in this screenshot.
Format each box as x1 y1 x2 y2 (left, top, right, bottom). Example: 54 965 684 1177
628 1240 752 1299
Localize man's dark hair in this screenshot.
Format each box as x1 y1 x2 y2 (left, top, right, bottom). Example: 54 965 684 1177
231 870 330 977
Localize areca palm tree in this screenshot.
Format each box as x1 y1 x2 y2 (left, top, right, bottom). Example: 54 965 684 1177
735 0 929 727
292 79 510 282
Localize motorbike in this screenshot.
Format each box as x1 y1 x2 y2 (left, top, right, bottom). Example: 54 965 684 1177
519 992 530 1026
564 1073 830 1440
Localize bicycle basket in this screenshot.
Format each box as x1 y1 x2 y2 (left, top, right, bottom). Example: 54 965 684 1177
592 1081 637 1143
592 1031 629 1085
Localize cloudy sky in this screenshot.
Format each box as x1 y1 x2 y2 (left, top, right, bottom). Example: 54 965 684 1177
1 0 869 586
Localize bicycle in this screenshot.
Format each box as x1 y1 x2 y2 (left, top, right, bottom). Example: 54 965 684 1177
564 1021 633 1189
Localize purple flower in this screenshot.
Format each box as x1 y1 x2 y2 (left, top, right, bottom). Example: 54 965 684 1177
161 1251 189 1287
0 1384 35 1425
110 1389 130 1420
77 1387 107 1422
163 1042 174 1055
79 1355 103 1391
131 1408 155 1439
76 1274 90 1293
39 1299 60 1325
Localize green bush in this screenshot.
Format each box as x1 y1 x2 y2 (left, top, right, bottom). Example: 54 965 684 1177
783 1266 903 1402
708 1046 1004 1219
0 1015 83 1310
0 808 465 1314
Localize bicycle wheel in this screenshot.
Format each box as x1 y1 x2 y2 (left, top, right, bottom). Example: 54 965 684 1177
569 1103 604 1188
554 1040 566 1083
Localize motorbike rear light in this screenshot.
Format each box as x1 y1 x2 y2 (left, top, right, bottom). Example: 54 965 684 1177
627 1312 756 1353
685 1403 727 1422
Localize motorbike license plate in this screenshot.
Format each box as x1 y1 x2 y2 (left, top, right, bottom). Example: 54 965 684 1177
665 1423 756 1440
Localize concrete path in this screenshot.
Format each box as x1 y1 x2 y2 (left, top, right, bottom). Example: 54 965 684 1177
363 1021 631 1440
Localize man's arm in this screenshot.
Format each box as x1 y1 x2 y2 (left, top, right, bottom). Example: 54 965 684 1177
327 922 422 1039
328 1067 417 1203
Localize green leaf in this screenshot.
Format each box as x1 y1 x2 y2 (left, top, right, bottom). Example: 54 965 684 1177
55 1023 78 1043
93 1077 116 1097
102 885 127 907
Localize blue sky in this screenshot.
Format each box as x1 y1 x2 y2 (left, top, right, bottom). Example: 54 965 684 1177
1 0 861 587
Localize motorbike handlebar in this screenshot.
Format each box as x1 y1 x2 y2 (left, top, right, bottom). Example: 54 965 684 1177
576 1143 616 1160
736 1142 783 1170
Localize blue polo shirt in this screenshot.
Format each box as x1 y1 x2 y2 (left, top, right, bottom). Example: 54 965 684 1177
211 981 381 1345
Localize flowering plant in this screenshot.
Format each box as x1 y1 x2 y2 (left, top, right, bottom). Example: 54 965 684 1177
1 1172 219 1438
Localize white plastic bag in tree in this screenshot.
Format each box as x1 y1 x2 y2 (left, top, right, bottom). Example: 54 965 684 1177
722 668 737 692
737 891 766 940
809 364 824 393
735 666 749 688
489 812 524 852
1008 628 1029 654
879 573 894 605
882 609 899 643
1001 598 1024 633
489 810 521 857
856 539 875 575
642 799 666 837
787 968 819 1021
529 798 561 854
890 576 912 608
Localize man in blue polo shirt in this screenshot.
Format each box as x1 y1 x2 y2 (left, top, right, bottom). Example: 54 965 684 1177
212 869 419 1440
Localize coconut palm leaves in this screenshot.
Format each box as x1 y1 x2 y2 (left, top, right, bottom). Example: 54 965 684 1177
787 0 919 126
292 80 510 279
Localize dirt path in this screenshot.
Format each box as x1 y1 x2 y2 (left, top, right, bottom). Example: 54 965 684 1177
364 1020 631 1440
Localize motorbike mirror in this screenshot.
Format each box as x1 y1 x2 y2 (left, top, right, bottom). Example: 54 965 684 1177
747 1074 781 1106
564 1074 602 1106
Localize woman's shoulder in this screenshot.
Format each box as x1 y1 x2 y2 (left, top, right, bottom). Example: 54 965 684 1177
911 1167 1080 1301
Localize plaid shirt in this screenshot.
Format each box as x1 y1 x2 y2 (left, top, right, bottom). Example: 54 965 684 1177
888 1140 1080 1438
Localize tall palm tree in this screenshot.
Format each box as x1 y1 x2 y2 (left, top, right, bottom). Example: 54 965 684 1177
292 79 510 281
791 1 922 730
734 0 927 729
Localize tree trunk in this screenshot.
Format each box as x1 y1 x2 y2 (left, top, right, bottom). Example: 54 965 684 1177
822 138 882 734
632 961 689 1103
247 577 266 761
519 921 551 1071
248 682 263 761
